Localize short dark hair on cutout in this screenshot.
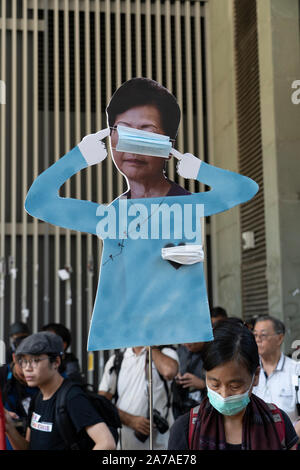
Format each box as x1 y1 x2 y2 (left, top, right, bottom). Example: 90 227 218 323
106 77 181 140
42 323 71 350
254 315 285 335
202 319 259 376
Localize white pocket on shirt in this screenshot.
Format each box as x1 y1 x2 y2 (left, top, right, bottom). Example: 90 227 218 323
279 389 293 409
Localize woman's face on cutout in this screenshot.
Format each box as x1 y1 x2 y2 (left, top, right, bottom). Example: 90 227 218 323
110 105 168 183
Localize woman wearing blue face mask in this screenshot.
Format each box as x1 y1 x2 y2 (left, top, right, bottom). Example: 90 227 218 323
168 320 299 450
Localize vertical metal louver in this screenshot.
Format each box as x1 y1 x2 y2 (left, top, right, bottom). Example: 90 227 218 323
234 0 268 321
0 0 209 385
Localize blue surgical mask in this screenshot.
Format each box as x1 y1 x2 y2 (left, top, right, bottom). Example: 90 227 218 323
206 376 255 416
114 125 172 158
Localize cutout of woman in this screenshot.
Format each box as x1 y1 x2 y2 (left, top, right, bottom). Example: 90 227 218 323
25 78 258 350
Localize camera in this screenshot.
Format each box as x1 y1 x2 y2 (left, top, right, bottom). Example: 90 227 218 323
134 429 149 443
134 409 169 442
153 409 169 434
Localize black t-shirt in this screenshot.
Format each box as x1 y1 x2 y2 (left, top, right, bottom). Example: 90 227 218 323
168 409 299 450
27 382 104 450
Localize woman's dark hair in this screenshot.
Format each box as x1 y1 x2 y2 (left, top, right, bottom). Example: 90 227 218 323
202 319 259 375
106 77 181 140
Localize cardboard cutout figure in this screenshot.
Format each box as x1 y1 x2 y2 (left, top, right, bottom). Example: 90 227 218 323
25 78 258 350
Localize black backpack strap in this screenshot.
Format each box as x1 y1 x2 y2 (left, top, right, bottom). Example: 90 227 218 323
55 379 80 450
108 349 124 404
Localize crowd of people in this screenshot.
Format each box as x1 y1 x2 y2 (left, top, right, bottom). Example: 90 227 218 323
1 307 300 451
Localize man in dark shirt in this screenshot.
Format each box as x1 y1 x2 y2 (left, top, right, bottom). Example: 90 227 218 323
172 342 206 419
5 332 116 450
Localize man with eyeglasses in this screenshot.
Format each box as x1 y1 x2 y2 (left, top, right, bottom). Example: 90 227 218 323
252 315 300 440
4 332 116 450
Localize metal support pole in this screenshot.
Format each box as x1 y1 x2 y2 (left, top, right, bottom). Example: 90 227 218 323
148 346 153 450
43 0 50 325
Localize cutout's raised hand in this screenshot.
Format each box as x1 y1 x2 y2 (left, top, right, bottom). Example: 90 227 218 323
78 128 110 166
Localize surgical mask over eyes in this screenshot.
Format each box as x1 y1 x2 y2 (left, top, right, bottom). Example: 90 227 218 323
113 125 173 158
206 375 255 416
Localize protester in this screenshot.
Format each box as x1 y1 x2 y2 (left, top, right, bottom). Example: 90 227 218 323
168 320 299 450
5 332 116 450
42 323 84 384
6 322 30 364
252 315 300 438
172 342 206 419
210 306 228 327
99 346 179 450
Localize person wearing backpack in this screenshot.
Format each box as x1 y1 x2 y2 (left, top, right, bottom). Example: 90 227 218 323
4 332 116 450
168 320 299 450
99 346 179 450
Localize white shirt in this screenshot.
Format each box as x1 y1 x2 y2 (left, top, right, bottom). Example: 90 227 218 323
99 347 179 450
253 353 300 424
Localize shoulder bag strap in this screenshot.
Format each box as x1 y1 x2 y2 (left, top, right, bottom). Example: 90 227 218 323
55 380 80 450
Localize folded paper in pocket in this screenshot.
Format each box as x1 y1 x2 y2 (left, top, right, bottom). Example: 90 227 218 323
161 244 204 266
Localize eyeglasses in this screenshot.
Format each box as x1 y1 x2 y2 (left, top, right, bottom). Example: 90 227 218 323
17 357 49 369
253 333 280 341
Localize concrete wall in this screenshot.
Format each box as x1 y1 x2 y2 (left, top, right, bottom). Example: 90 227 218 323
256 0 300 353
206 0 242 318
207 0 300 354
